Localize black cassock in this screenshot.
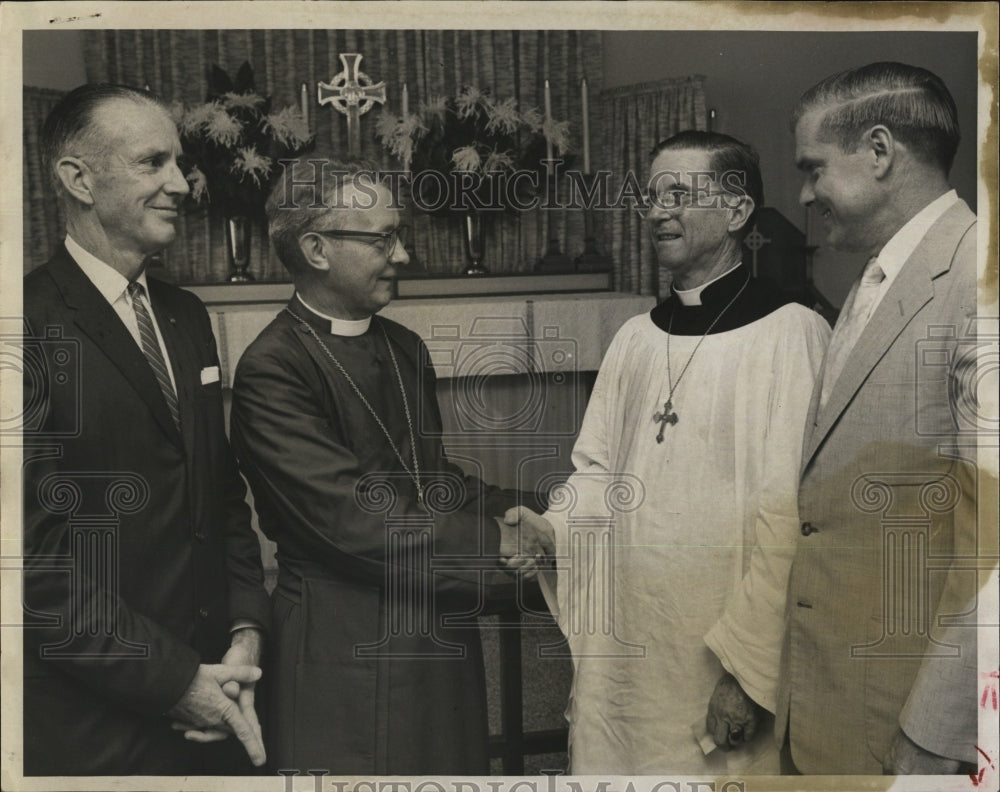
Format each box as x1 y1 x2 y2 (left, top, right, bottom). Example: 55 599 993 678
231 299 536 774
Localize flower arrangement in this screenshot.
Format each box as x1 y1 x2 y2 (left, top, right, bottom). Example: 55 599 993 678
172 62 313 220
375 86 571 211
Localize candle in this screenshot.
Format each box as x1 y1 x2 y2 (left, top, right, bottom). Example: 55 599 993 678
402 83 411 172
581 78 591 174
300 82 309 128
544 79 554 161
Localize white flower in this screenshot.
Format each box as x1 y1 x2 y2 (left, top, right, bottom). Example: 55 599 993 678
520 107 543 133
375 111 401 142
542 118 571 155
485 98 521 136
231 146 272 187
456 86 483 120
264 106 313 148
204 106 244 147
452 146 482 172
421 95 447 125
223 91 266 111
483 149 516 173
186 164 209 203
177 102 218 136
376 112 427 165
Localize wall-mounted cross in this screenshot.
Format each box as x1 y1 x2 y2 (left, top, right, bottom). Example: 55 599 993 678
318 53 387 155
743 225 772 278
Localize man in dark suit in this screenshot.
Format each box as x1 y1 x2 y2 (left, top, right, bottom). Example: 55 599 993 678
21 83 270 775
777 62 986 775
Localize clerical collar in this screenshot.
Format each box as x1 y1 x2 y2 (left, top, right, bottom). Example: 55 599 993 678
672 261 743 306
294 293 371 336
649 262 792 336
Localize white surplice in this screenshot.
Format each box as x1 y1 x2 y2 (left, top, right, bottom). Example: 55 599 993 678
540 303 830 774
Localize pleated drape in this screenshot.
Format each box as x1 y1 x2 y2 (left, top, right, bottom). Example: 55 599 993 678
23 87 70 271
28 28 603 284
602 76 707 296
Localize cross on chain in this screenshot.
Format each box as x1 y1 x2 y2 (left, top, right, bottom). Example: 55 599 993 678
318 53 387 155
653 399 678 443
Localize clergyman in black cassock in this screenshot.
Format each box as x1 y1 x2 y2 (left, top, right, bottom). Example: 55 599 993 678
230 157 549 774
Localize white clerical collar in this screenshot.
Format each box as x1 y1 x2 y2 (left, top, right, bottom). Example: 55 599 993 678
673 261 743 306
295 293 372 336
876 190 958 283
65 235 150 305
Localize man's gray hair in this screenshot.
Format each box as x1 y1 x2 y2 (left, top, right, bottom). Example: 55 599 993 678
266 156 381 278
41 83 167 195
791 61 960 174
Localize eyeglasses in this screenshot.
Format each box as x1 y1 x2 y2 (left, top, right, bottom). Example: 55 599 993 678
312 225 410 257
635 189 736 220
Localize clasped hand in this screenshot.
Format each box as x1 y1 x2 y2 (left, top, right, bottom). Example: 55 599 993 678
498 506 555 579
167 629 266 766
706 673 763 751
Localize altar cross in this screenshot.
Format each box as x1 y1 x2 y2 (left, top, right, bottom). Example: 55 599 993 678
743 224 772 278
318 53 387 154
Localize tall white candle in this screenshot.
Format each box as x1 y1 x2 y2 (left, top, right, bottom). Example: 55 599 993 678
300 82 309 127
544 79 554 161
581 78 591 174
401 83 411 172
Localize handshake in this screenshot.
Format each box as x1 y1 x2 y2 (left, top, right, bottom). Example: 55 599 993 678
497 506 555 579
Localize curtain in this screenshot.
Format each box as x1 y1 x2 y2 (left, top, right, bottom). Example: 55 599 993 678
24 87 69 272
602 76 706 296
49 29 604 284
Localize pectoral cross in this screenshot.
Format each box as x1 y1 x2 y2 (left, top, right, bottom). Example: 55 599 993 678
318 53 387 154
653 399 678 443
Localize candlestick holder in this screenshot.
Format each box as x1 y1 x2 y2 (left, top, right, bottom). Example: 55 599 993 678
535 171 574 273
463 209 488 276
575 176 611 272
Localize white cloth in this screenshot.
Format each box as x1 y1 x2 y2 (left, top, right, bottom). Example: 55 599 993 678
819 257 885 409
539 304 830 774
65 235 177 393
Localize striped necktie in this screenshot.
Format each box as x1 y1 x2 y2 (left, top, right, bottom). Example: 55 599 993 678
127 281 181 429
819 256 886 410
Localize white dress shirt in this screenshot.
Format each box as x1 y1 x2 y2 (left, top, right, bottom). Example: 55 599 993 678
65 235 178 393
867 189 959 316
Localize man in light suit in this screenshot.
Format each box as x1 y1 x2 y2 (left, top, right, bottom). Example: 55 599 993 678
22 84 270 775
777 62 984 775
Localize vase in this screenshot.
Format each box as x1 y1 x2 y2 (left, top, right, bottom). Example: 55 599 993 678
225 215 254 282
462 210 488 276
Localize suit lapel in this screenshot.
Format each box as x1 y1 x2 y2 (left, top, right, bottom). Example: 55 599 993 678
48 248 184 448
802 200 976 467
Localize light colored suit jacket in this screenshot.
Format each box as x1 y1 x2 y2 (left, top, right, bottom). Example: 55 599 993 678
776 199 982 773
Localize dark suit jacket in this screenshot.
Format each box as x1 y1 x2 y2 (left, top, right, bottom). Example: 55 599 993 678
776 199 981 773
21 246 270 775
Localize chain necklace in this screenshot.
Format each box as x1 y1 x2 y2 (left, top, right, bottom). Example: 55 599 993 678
286 308 424 505
653 272 751 443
